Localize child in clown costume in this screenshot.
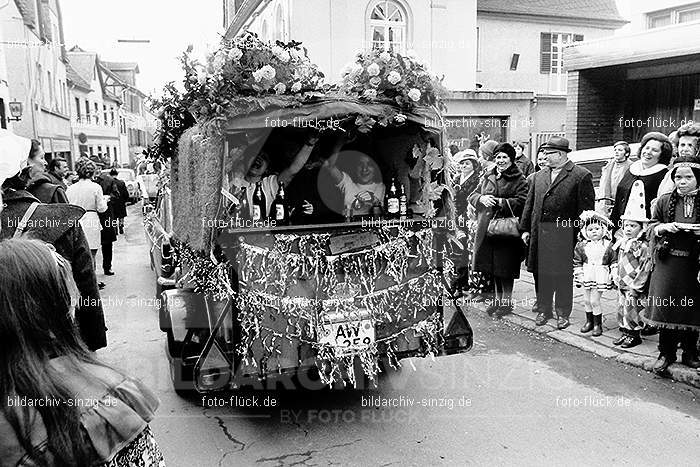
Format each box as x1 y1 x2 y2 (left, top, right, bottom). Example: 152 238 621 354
574 211 616 337
611 180 652 348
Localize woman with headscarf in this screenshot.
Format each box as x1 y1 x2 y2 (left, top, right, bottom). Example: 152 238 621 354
643 156 700 375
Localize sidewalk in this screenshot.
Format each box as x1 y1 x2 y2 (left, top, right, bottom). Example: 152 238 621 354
457 269 700 389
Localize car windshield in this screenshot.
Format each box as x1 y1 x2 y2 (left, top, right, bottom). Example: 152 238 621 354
103 169 135 181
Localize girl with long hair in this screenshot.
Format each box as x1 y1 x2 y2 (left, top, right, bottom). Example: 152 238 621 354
0 239 164 466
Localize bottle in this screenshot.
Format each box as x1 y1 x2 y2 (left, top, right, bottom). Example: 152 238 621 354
252 181 266 223
238 187 250 224
343 204 353 223
371 199 383 218
399 183 407 220
271 182 289 225
385 178 399 218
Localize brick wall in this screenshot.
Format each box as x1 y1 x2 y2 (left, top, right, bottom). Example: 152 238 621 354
566 68 625 150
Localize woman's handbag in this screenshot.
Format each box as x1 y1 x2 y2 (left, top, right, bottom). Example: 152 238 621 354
486 199 520 238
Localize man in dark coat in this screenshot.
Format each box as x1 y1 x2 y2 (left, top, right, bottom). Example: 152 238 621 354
110 168 129 234
519 136 595 329
47 157 69 189
1 175 108 351
93 161 119 274
26 170 69 204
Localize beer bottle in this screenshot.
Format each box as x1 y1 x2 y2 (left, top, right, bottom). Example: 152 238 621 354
385 178 399 218
252 181 266 222
399 183 407 220
271 182 289 225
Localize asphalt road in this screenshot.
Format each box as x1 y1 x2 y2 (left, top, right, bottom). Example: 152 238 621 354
96 205 700 466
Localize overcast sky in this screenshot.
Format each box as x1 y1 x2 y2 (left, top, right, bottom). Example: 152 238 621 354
61 0 223 97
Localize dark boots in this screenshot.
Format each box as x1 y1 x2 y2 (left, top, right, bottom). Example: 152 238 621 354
612 328 628 345
580 312 594 333
620 330 642 348
591 314 603 337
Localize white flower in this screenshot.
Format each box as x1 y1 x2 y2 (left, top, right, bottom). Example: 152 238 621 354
228 47 243 61
212 51 227 70
274 82 287 94
290 82 302 93
289 48 303 61
197 73 207 86
363 89 377 99
379 51 392 63
254 64 276 82
394 113 407 123
406 49 419 60
369 77 382 87
387 71 401 85
272 46 290 63
342 62 363 78
366 63 381 77
408 88 422 102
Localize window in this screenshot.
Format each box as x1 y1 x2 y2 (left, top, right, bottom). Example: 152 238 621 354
368 0 408 53
103 105 108 126
678 5 700 23
89 146 94 156
275 4 285 41
85 100 90 124
105 147 110 158
110 107 115 126
94 102 99 124
47 71 53 108
648 3 700 28
540 33 584 93
75 98 81 120
97 145 102 156
476 27 481 71
261 20 269 42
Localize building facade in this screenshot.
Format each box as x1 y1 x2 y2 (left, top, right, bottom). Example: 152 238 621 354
473 0 626 153
101 61 155 166
66 47 122 166
223 0 625 155
565 20 700 151
0 0 72 161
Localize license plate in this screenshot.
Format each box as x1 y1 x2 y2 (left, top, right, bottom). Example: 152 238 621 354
319 319 375 351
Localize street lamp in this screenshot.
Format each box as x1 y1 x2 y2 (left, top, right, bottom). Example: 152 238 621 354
7 101 23 121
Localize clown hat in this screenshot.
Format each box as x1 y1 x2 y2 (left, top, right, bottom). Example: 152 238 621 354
579 210 614 230
620 180 650 223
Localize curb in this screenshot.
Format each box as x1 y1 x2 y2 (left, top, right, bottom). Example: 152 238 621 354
472 303 700 389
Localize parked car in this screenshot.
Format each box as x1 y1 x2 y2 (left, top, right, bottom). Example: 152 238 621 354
569 143 640 186
102 168 139 204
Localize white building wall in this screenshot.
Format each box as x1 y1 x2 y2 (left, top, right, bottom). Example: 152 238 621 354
476 16 615 95
0 1 71 154
243 0 476 90
616 0 700 33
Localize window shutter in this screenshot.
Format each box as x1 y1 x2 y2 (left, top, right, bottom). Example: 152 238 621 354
540 33 552 74
573 34 584 42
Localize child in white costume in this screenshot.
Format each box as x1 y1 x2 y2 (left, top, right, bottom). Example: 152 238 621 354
574 211 616 337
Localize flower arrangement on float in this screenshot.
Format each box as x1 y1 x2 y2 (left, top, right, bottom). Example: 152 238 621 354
340 48 447 110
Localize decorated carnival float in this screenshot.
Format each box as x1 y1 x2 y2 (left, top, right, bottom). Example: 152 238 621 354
147 32 472 392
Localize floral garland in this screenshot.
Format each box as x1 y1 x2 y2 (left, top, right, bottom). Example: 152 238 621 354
340 48 447 112
183 32 326 131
